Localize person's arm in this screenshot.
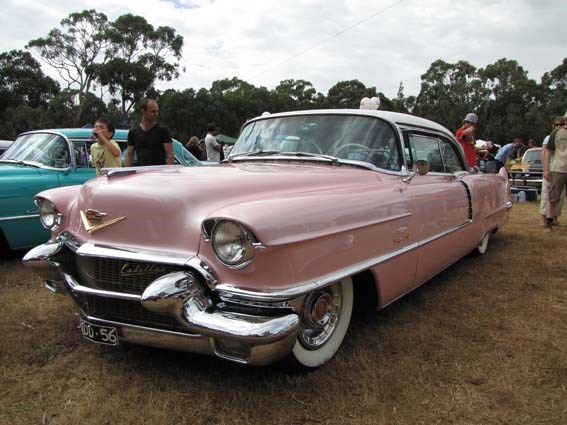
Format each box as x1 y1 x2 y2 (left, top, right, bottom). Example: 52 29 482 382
164 142 174 164
96 134 121 157
213 139 222 152
125 145 135 167
543 130 557 181
542 145 551 181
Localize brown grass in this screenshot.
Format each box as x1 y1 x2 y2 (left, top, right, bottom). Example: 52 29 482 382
1 201 566 425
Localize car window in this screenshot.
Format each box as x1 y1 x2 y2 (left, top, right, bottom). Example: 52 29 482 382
406 133 466 173
523 149 541 163
72 141 91 168
439 136 466 173
407 133 444 172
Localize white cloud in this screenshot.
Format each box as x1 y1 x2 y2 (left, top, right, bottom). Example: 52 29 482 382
1 0 566 99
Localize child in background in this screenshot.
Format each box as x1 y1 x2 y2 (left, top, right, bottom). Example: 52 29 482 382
90 118 121 176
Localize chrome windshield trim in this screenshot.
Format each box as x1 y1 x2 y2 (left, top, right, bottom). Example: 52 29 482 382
216 220 473 303
227 155 405 174
0 214 40 221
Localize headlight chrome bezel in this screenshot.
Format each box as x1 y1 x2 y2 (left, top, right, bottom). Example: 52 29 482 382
37 198 62 231
209 219 258 268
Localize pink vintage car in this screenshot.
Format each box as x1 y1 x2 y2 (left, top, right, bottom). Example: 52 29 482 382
24 110 511 369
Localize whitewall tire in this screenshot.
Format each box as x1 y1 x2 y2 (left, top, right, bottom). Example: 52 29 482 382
289 277 353 369
476 232 490 255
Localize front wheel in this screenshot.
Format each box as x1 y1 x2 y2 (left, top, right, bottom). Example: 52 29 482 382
287 277 353 370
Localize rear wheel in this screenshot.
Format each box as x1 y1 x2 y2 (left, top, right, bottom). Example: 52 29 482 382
288 277 353 369
476 231 490 255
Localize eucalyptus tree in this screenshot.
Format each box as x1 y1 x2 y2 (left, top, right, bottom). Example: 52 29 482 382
275 79 321 110
158 88 198 141
95 14 184 121
479 59 542 143
324 80 377 109
541 57 567 119
0 50 59 113
26 10 110 110
0 50 59 138
414 59 489 132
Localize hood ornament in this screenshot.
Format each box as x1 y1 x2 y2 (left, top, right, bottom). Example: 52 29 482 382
80 209 126 233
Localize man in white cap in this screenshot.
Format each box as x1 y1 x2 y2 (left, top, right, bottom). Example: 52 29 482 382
456 112 479 168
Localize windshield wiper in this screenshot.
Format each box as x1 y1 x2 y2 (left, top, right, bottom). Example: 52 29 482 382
229 150 339 165
229 150 281 160
0 159 41 168
281 151 339 164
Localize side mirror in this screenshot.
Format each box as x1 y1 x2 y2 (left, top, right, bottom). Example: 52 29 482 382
413 159 430 176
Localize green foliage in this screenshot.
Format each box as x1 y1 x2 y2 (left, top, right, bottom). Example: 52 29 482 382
1 7 566 144
0 105 50 139
95 14 184 119
325 79 376 109
26 9 109 107
0 50 59 113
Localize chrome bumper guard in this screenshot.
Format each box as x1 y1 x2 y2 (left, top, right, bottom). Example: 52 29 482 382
23 240 299 365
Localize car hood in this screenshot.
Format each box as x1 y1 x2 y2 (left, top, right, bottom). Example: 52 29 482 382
64 162 392 254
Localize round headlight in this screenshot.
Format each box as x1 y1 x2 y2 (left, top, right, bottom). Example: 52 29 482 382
39 199 60 230
211 220 256 266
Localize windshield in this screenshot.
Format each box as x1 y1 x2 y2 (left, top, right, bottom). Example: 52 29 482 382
180 144 202 166
231 114 402 171
523 149 541 163
2 133 70 168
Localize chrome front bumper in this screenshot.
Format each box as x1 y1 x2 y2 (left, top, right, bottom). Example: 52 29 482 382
23 240 299 366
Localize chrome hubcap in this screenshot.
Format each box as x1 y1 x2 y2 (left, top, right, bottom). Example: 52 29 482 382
298 283 342 349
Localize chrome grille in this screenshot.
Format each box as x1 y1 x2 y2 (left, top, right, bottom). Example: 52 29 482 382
84 295 188 332
76 255 186 295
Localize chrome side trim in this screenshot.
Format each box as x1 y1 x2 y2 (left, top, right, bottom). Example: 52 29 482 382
216 220 473 302
484 201 513 219
0 214 40 221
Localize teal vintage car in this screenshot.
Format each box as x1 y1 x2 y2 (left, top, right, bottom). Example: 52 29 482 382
0 128 201 251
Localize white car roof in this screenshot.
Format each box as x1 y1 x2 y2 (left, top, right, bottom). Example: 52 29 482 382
251 109 455 140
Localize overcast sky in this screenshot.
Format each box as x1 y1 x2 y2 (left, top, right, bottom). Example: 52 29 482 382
1 0 566 99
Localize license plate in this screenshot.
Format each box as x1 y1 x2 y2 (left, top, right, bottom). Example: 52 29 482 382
79 320 119 346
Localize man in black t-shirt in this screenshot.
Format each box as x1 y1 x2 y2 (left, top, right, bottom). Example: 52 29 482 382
126 98 174 166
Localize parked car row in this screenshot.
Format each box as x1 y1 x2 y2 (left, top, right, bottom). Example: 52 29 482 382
24 109 512 369
0 128 202 251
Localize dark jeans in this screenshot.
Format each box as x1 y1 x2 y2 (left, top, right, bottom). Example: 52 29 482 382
494 160 505 172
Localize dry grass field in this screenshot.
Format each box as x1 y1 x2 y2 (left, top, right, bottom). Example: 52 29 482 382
1 200 566 425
